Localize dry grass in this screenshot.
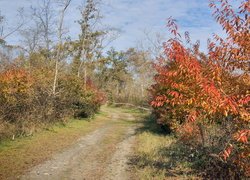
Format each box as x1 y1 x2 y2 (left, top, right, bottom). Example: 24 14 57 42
0 108 112 179
0 106 145 179
130 115 202 179
0 106 204 180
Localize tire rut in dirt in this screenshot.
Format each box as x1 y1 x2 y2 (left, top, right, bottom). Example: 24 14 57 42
21 125 112 180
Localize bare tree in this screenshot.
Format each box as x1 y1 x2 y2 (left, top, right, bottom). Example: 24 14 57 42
137 29 165 58
31 0 56 52
0 9 25 42
19 24 41 54
52 0 72 95
0 10 25 70
0 11 5 42
98 27 121 51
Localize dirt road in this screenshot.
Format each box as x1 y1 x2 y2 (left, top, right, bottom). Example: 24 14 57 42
21 108 139 180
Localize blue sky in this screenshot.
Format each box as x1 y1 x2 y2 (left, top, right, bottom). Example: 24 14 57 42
0 0 225 52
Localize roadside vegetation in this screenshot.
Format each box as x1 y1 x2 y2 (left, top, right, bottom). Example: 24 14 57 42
132 115 200 179
0 0 249 179
0 106 144 179
0 108 109 179
149 0 249 179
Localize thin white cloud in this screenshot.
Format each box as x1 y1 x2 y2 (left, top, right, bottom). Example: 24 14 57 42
101 0 224 52
0 0 228 53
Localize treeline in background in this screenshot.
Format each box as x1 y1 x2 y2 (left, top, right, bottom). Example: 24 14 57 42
0 0 154 140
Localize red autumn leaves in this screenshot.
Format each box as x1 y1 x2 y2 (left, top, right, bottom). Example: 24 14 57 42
150 0 249 164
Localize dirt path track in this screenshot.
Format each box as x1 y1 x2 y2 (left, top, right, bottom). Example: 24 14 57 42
21 108 138 180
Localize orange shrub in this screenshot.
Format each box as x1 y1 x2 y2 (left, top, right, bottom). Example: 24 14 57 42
150 0 249 178
0 67 33 122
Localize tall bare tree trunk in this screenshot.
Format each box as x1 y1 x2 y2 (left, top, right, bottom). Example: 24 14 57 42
84 64 87 91
52 0 71 95
141 83 144 98
53 59 59 95
77 51 85 78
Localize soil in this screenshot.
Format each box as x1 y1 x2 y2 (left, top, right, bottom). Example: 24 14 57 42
21 108 138 180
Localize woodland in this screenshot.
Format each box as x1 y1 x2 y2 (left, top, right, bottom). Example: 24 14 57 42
0 0 153 137
0 0 249 179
